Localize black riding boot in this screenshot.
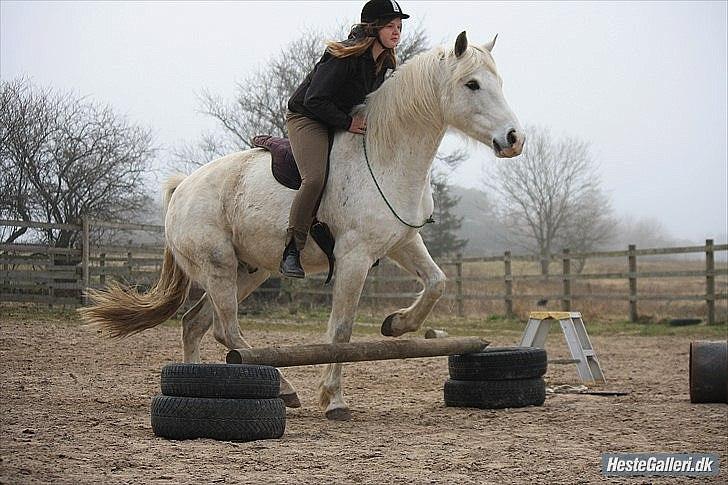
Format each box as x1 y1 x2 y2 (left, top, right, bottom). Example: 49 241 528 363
280 239 305 278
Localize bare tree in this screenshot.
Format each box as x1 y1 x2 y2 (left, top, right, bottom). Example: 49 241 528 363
172 24 430 172
556 187 616 272
0 78 155 247
0 79 53 243
483 125 614 275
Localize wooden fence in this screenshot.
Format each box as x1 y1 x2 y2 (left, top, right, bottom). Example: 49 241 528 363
1 219 726 323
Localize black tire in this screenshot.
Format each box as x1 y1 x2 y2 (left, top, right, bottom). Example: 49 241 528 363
160 363 279 399
444 377 546 409
151 395 285 441
448 347 547 380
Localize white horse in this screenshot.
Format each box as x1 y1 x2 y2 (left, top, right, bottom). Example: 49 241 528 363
80 32 524 421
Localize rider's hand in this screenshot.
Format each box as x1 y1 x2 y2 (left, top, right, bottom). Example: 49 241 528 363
348 114 367 134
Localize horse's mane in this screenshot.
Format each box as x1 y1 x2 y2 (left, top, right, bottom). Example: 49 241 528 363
359 47 445 156
356 42 499 162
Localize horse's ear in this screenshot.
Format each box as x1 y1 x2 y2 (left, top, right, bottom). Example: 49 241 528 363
484 34 498 53
454 31 468 58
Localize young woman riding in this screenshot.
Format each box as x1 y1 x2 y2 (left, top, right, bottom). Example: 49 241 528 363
280 0 410 278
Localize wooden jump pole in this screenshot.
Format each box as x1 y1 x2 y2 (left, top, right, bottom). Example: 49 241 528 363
226 337 489 367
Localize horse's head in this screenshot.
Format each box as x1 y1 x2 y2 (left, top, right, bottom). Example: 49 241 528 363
442 31 524 158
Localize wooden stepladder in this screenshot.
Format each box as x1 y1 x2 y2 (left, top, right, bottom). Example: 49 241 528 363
519 311 606 384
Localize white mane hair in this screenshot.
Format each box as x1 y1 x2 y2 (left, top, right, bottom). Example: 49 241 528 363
356 42 501 163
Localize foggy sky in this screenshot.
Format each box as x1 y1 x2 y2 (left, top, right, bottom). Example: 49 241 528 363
2 1 726 242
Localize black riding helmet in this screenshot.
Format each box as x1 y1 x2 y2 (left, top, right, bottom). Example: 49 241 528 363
361 0 410 23
351 0 408 39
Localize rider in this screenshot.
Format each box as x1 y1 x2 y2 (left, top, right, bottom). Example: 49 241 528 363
280 0 409 278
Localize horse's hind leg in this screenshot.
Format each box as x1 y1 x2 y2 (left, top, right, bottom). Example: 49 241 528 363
209 266 301 408
182 292 214 362
381 234 446 337
183 262 301 407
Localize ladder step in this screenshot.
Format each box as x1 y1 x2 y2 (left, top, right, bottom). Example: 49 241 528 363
583 350 595 357
548 358 581 365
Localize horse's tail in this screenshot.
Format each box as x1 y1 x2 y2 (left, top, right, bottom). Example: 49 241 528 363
79 246 191 338
79 174 191 338
162 174 187 216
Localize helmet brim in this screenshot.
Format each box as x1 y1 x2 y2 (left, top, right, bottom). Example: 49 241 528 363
362 13 410 23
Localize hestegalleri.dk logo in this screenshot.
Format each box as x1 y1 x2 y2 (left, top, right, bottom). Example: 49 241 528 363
602 453 720 476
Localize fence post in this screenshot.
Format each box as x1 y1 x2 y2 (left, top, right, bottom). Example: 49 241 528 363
628 244 638 322
561 248 571 311
372 263 380 311
289 280 299 315
705 238 715 325
127 239 133 280
99 253 106 287
455 253 464 317
48 251 55 308
82 218 90 304
504 250 513 318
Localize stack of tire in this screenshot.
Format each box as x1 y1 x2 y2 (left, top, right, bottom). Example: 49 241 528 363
150 363 286 441
444 347 547 409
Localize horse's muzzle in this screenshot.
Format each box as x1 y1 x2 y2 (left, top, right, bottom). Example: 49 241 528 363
493 129 525 158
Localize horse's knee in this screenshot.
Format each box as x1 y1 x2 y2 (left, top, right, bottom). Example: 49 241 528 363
329 322 354 343
427 270 447 299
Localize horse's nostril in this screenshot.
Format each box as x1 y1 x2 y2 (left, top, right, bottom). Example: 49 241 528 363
493 138 502 153
507 129 517 147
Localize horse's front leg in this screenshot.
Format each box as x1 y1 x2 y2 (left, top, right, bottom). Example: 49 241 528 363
318 252 372 421
381 234 446 337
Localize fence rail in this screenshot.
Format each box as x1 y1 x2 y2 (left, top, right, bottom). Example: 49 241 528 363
1 218 726 323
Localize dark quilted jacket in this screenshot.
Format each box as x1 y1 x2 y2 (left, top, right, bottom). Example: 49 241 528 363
288 45 393 131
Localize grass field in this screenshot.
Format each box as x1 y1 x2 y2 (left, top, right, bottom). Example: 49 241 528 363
6 304 726 341
334 255 728 324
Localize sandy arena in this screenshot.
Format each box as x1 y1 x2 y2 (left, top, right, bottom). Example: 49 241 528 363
1 309 726 484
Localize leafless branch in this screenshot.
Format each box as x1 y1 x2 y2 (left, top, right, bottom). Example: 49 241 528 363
1 78 155 247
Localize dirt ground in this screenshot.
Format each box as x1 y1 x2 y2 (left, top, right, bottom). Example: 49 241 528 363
1 308 726 484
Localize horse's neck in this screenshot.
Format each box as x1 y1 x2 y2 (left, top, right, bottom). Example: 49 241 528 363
370 122 445 181
361 121 446 220
359 52 447 217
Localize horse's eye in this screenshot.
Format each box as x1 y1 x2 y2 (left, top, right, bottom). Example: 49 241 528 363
466 80 480 91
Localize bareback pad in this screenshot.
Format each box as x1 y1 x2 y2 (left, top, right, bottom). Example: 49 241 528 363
251 134 336 283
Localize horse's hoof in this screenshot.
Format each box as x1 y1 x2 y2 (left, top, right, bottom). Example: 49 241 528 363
381 313 397 336
325 407 352 421
280 392 301 408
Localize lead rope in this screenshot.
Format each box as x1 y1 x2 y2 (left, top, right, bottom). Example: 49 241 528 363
362 136 435 229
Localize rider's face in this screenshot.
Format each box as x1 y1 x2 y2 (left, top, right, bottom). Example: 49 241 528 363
377 18 402 49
